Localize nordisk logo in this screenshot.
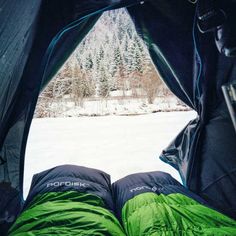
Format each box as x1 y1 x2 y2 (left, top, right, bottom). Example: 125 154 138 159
130 186 158 193
46 181 90 188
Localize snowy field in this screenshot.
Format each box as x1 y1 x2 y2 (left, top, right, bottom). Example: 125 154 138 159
36 95 190 118
24 111 196 198
63 96 189 117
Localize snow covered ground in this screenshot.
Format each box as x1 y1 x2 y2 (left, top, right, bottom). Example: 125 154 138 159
36 95 190 118
63 96 189 117
24 111 196 198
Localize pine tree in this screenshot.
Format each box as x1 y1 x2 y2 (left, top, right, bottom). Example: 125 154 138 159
84 53 93 71
99 66 109 97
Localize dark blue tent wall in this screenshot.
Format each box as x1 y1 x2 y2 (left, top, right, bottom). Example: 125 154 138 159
0 1 42 232
0 0 236 234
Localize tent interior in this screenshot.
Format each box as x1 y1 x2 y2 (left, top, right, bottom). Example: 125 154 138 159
0 0 236 234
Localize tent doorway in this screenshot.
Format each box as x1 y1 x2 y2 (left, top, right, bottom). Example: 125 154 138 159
24 9 195 198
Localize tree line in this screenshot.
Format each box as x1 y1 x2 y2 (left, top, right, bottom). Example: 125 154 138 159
36 9 172 117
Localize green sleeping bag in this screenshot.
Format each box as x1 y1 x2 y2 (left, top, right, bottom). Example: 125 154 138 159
9 191 125 236
112 171 236 236
9 165 125 236
121 192 236 236
9 168 236 236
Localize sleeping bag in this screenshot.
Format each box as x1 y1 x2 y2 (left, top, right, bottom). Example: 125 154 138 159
9 165 125 236
112 171 236 236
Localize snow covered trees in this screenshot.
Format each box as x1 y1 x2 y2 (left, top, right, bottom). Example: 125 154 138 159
35 9 177 117
58 9 164 98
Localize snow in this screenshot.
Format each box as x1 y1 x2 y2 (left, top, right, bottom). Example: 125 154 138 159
24 111 196 199
40 96 189 118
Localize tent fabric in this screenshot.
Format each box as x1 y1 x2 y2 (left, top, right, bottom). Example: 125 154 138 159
9 165 125 236
113 171 236 235
127 0 236 219
0 183 24 234
0 0 236 233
